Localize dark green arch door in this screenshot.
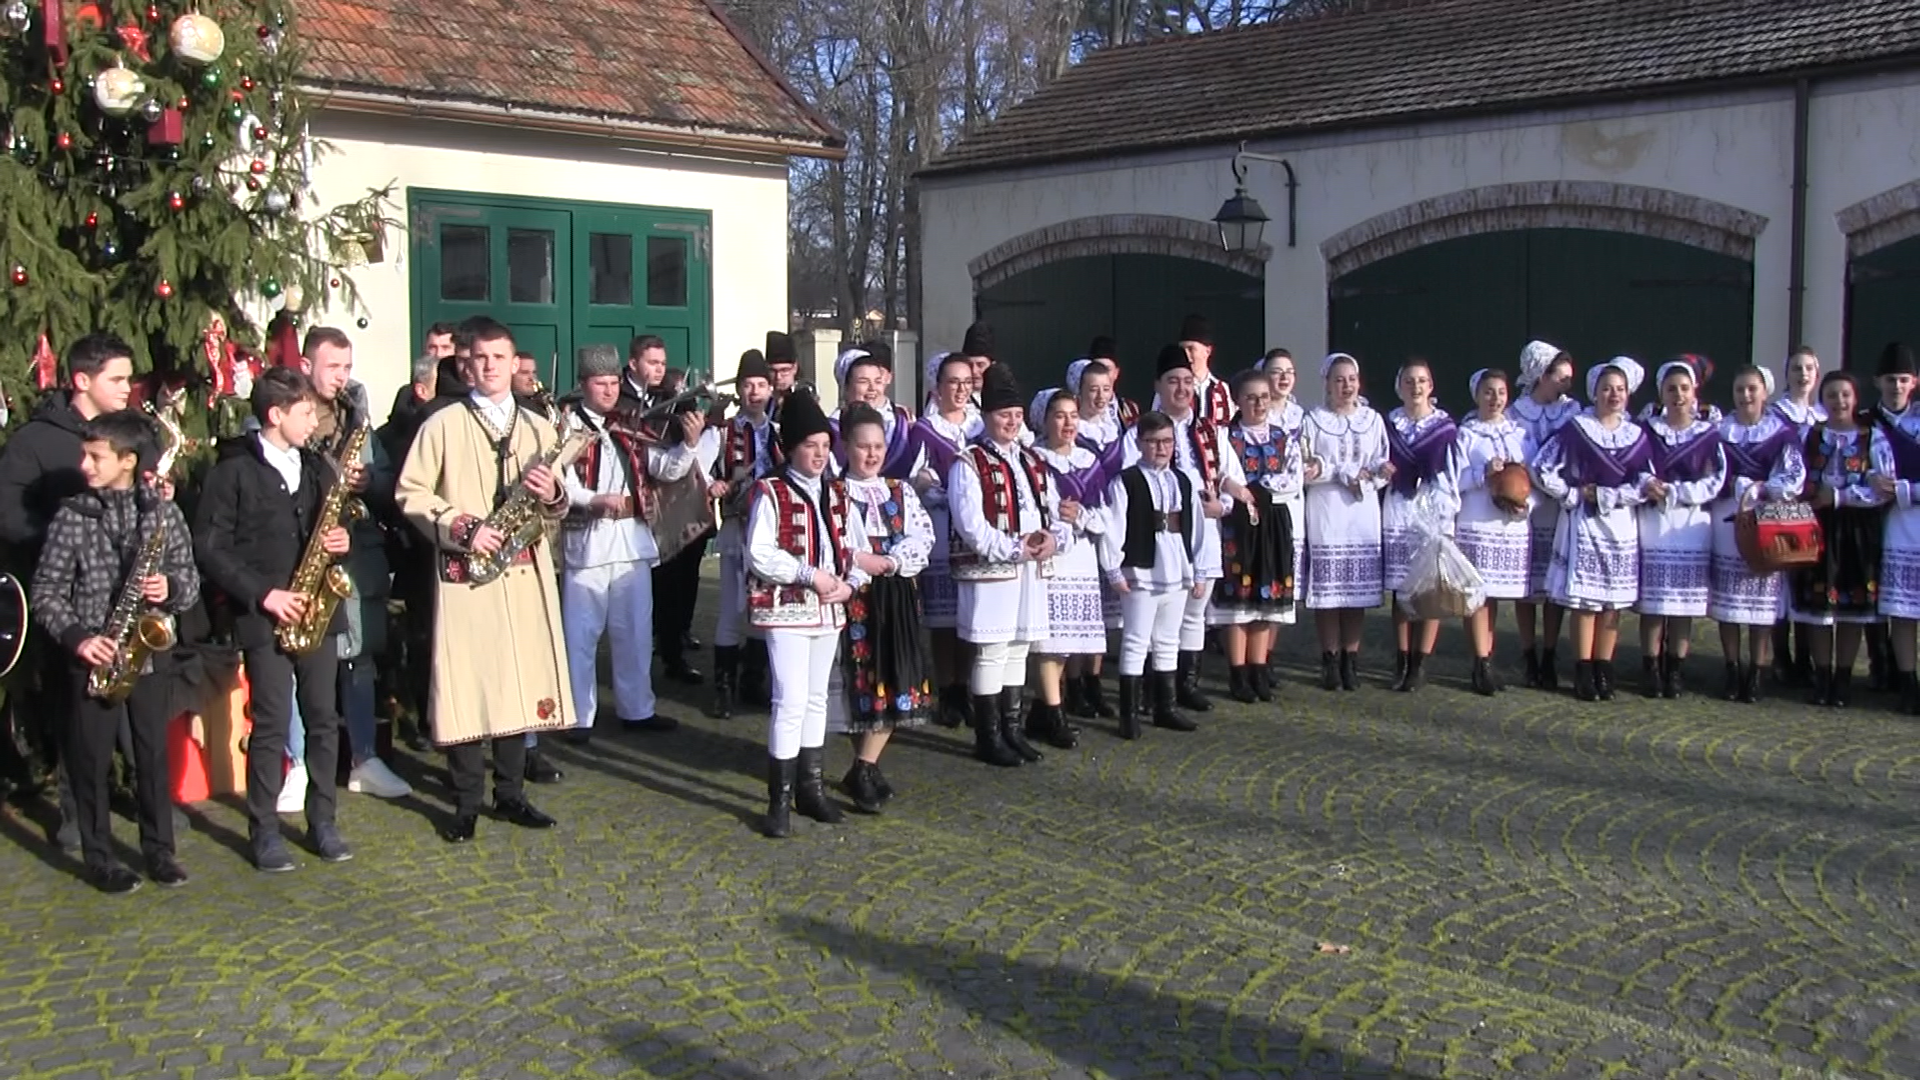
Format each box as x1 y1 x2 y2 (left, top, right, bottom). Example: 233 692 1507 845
1329 229 1753 409
1848 234 1920 371
975 254 1264 405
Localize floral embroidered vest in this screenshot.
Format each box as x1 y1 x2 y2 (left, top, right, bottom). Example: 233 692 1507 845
949 443 1053 582
747 478 852 629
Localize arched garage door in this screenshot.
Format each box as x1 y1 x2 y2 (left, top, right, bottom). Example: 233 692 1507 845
976 254 1264 405
1329 229 1753 407
1849 235 1920 369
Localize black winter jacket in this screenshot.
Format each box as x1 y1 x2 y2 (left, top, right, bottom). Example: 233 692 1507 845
0 393 93 571
32 487 198 654
192 433 345 649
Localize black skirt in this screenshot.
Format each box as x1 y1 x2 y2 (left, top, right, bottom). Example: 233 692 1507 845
1790 504 1885 619
841 574 935 733
1213 487 1296 615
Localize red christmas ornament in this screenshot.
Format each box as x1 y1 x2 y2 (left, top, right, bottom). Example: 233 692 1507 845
176 96 190 110
146 3 160 20
245 177 260 191
9 265 26 287
84 212 98 228
329 277 341 288
55 132 72 150
167 191 185 211
252 125 268 141
50 77 65 94
240 76 255 91
249 159 266 174
229 89 243 103
155 279 174 299
257 24 272 38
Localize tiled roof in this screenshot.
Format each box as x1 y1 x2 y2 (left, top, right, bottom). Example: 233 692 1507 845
294 0 841 152
923 0 1920 177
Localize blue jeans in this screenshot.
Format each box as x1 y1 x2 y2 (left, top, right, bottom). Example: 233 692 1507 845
342 656 378 766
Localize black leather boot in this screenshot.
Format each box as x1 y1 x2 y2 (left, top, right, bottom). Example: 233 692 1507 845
1248 663 1274 702
1117 676 1144 740
1227 665 1257 703
1829 669 1853 708
763 756 795 838
1662 652 1685 699
706 645 739 719
1868 625 1892 691
1806 666 1832 706
972 694 1021 767
1391 649 1410 691
739 641 770 708
1721 661 1742 702
1082 673 1117 718
1471 657 1497 697
1792 633 1813 687
1176 651 1213 711
1739 663 1762 704
1026 700 1078 750
1573 660 1597 702
841 760 883 815
1400 652 1426 692
794 747 843 824
935 684 968 728
1594 660 1616 700
1319 651 1339 691
1000 687 1043 763
1061 675 1088 718
1540 648 1560 691
1339 650 1360 691
1522 648 1541 688
1641 655 1661 699
1770 622 1793 685
1904 671 1920 716
1151 672 1197 731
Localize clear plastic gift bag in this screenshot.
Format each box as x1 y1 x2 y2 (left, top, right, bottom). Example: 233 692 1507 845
1397 485 1486 619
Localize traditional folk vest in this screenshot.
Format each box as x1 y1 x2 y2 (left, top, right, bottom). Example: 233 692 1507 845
1199 377 1232 427
1229 427 1287 484
1180 415 1223 491
949 442 1054 582
746 478 852 629
1117 398 1142 427
1119 465 1195 570
719 415 782 520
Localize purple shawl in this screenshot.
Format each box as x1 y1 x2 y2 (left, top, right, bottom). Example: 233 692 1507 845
833 405 918 480
1644 423 1723 483
1387 413 1458 498
1719 424 1797 496
913 414 967 482
1046 451 1109 509
1557 419 1653 488
1078 432 1128 485
1879 417 1920 481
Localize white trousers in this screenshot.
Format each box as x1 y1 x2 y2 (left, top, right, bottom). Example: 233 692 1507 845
767 630 839 759
970 640 1032 695
561 560 656 726
1119 588 1185 676
1180 583 1213 651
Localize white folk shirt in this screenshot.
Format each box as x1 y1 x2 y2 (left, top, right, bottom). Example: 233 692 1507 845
947 438 1069 644
841 475 934 578
1098 464 1196 593
1121 411 1244 580
257 433 303 494
745 470 873 637
561 407 698 570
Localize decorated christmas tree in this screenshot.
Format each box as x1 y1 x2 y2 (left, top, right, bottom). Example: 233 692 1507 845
0 0 393 431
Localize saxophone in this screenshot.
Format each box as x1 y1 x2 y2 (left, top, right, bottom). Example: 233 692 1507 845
88 406 185 702
467 413 590 584
275 424 369 655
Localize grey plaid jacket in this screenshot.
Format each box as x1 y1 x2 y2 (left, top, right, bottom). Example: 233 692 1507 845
31 487 199 654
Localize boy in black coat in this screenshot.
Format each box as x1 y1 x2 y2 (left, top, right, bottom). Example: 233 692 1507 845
31 411 198 893
193 368 353 873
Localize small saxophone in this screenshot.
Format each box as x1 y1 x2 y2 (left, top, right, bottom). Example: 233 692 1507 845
276 424 370 655
88 406 185 701
466 414 591 584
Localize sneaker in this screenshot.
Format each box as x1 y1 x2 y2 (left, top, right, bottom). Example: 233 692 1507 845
347 757 411 799
276 763 308 814
147 853 189 888
252 833 297 873
310 823 354 863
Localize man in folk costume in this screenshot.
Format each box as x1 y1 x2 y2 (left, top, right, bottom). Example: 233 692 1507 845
830 343 924 478
950 362 1072 767
557 344 700 742
959 321 997 410
765 330 802 423
707 348 781 720
396 318 573 844
1152 315 1233 428
745 390 875 838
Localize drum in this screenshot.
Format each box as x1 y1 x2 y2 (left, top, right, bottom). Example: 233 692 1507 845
648 471 715 564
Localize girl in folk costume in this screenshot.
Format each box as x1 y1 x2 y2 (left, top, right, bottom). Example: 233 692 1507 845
910 351 981 728
1790 370 1893 707
706 348 781 720
1260 349 1308 629
1634 359 1728 699
1086 336 1144 429
832 343 924 479
1636 354 1723 425
1508 340 1582 690
1382 360 1460 692
1533 358 1654 702
1863 347 1917 693
1767 345 1826 685
1708 365 1806 703
1154 315 1234 427
1871 342 1920 712
1210 368 1301 703
1027 390 1111 748
1126 344 1256 712
1301 352 1390 691
1452 368 1534 696
1069 357 1128 720
827 405 935 813
949 362 1072 768
745 391 878 838
1100 411 1203 739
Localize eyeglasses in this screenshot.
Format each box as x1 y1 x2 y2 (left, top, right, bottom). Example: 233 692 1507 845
1139 436 1175 447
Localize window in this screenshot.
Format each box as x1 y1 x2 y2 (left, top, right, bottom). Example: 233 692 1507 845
507 228 554 305
439 225 489 301
648 235 687 307
589 233 633 306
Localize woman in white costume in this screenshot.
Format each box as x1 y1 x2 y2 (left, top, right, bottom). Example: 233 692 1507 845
1708 365 1805 703
1452 367 1533 697
1766 346 1825 685
910 351 981 727
1508 341 1583 690
1300 353 1389 692
1381 359 1459 692
1634 359 1727 699
1026 389 1110 749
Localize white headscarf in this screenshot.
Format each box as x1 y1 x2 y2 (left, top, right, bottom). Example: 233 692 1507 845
1468 368 1491 398
924 349 955 393
1655 360 1697 389
1029 388 1058 426
1320 352 1358 379
1517 339 1562 390
1587 356 1644 400
835 347 870 388
1756 366 1777 396
1064 358 1094 395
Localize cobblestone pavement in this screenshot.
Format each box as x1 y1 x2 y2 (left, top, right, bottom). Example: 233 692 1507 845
2 592 1918 1079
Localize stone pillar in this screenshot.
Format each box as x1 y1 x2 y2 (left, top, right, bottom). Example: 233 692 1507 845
885 330 920 410
795 330 842 412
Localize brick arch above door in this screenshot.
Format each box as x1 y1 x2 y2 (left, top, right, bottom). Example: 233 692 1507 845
969 214 1269 292
1321 181 1769 279
1837 178 1920 258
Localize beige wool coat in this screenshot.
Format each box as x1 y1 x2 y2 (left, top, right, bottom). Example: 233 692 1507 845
396 402 574 746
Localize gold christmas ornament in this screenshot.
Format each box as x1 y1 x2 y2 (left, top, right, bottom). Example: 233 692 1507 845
92 66 147 116
168 11 225 65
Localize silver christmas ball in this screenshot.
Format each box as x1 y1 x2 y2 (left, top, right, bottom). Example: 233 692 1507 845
263 189 291 214
190 174 211 194
3 0 30 35
139 98 164 123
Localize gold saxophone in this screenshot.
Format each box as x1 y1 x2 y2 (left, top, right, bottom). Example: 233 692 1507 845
276 424 369 655
88 405 186 701
467 413 590 584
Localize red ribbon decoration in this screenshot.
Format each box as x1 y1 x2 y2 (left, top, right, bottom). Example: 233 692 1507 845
31 333 58 390
116 22 150 62
41 0 67 64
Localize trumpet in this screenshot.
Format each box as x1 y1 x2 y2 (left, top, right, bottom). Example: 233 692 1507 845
618 376 739 443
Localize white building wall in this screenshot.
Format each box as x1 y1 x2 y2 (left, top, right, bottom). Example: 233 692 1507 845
922 74 1920 383
304 112 790 419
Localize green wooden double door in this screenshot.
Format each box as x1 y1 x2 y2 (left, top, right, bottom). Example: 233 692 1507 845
409 189 712 387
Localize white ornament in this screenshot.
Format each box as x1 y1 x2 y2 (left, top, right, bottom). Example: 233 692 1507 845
169 12 225 65
92 67 146 117
280 285 305 313
232 363 254 400
236 111 262 155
